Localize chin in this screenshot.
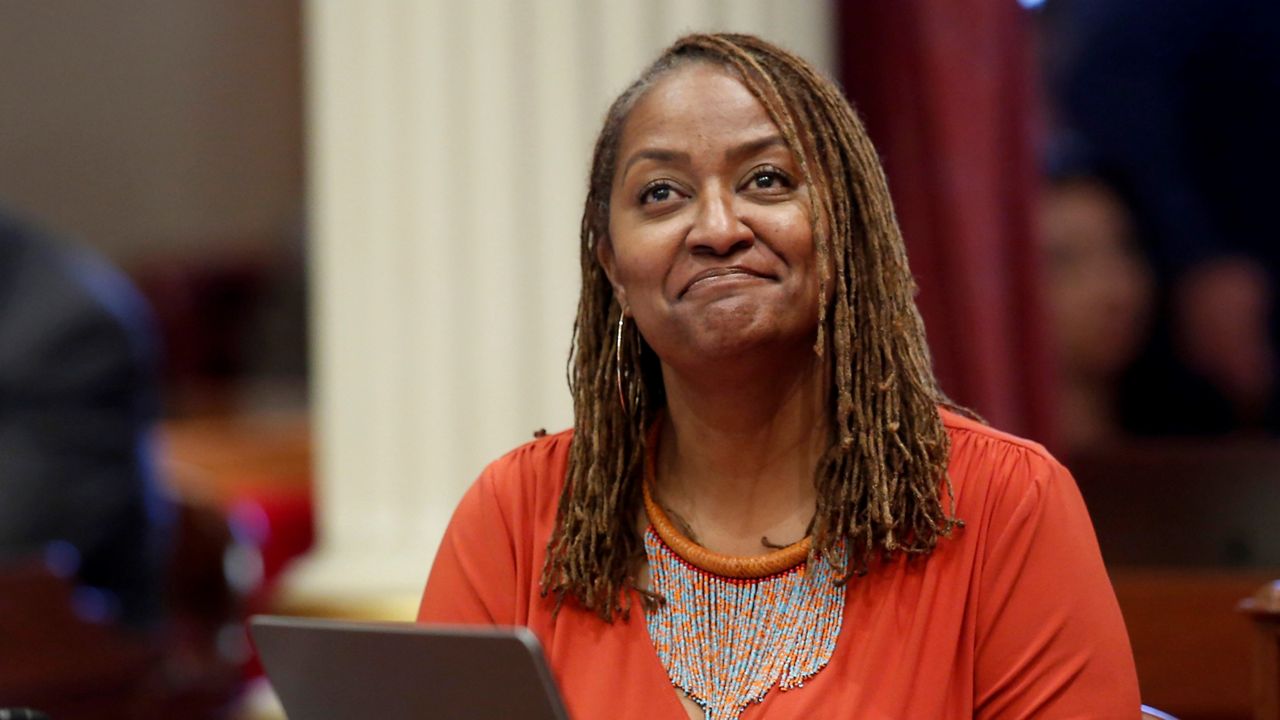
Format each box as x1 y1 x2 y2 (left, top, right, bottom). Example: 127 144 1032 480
684 314 814 362
640 294 819 365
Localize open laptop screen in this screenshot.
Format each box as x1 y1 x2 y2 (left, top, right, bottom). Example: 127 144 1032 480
249 615 570 720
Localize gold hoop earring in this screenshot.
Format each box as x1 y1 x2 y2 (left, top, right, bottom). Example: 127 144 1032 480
615 313 628 412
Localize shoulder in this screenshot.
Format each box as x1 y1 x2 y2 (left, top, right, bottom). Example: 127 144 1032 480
477 429 574 491
933 418 1140 715
435 429 575 578
0 216 155 391
464 429 574 527
940 408 1053 460
0 215 133 330
940 407 1060 474
937 408 1073 520
422 430 575 624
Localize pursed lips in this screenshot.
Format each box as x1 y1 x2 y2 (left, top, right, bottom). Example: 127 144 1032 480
679 266 773 297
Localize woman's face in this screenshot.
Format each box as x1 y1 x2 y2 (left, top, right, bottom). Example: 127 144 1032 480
599 63 820 370
1041 179 1153 378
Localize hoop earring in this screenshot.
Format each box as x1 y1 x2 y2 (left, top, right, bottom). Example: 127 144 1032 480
615 313 628 412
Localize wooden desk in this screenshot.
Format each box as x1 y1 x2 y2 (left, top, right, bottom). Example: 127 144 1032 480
160 413 311 507
1111 567 1277 719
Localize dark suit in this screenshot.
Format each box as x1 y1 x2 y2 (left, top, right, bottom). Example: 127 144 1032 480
0 209 167 628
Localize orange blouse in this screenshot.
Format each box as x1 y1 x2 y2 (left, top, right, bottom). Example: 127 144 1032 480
418 410 1141 719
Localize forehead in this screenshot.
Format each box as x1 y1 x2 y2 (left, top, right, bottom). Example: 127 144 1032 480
618 63 781 156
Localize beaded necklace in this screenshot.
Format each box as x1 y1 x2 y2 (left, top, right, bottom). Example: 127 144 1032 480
641 434 846 720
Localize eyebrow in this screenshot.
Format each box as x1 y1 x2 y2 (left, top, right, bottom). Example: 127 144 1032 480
620 149 690 180
618 134 789 181
728 134 788 162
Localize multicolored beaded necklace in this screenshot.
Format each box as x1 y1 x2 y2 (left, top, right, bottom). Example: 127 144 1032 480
641 436 846 720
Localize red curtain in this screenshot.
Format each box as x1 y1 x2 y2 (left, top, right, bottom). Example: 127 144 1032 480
837 1 1054 442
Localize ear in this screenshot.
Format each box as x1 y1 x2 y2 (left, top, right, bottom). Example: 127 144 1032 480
595 235 629 313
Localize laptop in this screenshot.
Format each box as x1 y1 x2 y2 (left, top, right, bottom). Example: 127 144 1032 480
249 615 571 720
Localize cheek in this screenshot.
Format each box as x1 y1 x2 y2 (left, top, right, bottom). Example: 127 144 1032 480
760 205 815 258
776 215 820 295
613 249 655 290
611 228 677 293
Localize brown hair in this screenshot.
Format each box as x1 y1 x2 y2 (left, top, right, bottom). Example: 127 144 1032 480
541 33 959 620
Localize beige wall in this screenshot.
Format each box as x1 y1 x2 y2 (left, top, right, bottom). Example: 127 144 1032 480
0 1 303 263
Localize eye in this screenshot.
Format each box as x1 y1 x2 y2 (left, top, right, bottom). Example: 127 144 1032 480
639 181 680 205
753 173 780 189
743 166 793 194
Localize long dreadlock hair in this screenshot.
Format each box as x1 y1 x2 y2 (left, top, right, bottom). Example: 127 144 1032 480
541 33 961 621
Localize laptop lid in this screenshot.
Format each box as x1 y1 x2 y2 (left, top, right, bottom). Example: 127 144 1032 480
249 615 571 720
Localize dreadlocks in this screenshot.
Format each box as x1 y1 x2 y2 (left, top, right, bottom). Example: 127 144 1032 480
541 33 961 621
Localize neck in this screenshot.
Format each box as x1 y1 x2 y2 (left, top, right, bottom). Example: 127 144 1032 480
653 348 828 554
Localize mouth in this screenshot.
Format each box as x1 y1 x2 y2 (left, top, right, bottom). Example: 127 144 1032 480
679 266 773 297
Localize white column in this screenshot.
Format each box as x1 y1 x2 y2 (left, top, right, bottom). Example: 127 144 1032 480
290 0 835 617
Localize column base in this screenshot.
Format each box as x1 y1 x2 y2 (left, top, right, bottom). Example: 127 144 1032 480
270 547 430 621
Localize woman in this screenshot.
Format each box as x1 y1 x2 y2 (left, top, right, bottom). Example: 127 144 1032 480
419 33 1140 719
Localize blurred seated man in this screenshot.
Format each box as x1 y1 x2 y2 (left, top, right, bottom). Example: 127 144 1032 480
0 206 168 629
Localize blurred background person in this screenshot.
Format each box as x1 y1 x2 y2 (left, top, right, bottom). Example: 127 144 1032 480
1 3 310 717
0 206 169 630
1040 163 1155 454
1034 4 1280 714
1043 0 1280 435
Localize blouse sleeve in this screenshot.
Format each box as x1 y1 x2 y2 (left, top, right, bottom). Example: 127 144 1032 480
417 463 520 625
972 449 1141 719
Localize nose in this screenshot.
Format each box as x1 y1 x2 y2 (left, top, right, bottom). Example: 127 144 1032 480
685 188 754 256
